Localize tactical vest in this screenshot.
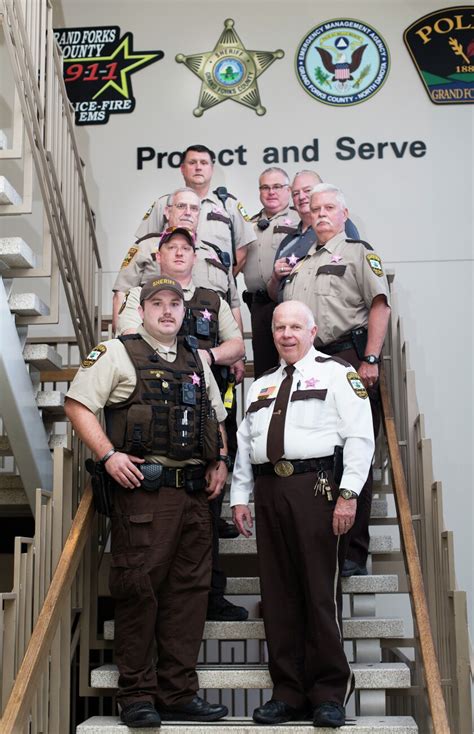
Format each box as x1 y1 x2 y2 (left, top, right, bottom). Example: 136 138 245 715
180 287 220 350
105 335 220 461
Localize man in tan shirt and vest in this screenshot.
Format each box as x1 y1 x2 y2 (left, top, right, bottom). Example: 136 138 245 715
65 277 229 728
280 183 391 578
242 167 299 377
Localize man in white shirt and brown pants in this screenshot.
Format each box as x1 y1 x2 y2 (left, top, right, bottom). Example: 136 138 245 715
231 300 374 729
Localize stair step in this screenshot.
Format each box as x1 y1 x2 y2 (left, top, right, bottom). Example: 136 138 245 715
226 575 399 595
0 433 69 457
0 176 21 205
0 130 7 149
222 499 388 520
103 617 403 642
0 238 36 269
220 535 395 555
36 390 65 415
8 292 49 316
91 663 411 691
23 343 63 371
77 715 418 733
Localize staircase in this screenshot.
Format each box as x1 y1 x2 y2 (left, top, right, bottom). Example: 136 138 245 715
75 480 418 733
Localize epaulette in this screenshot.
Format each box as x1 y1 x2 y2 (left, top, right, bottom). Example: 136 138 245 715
261 364 280 376
118 334 142 342
345 238 373 251
136 232 162 246
315 355 352 368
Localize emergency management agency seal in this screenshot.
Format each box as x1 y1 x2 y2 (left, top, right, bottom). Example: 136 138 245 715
176 18 284 116
295 18 390 106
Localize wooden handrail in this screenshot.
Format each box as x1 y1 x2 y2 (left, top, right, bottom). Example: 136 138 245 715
379 366 450 734
0 485 95 734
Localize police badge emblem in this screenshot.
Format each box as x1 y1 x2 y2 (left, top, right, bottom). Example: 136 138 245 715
176 18 284 116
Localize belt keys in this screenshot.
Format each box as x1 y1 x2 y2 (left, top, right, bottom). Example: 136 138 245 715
314 470 333 501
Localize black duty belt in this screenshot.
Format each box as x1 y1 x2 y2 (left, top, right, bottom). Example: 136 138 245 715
253 289 272 304
252 455 334 479
319 337 354 355
139 463 207 492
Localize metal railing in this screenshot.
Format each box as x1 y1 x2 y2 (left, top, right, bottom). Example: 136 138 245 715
381 288 472 733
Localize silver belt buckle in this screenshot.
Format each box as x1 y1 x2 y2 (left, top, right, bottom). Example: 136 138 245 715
274 460 294 477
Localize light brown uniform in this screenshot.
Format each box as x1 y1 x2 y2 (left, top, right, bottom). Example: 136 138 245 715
113 237 239 308
282 230 390 347
117 282 241 338
243 206 299 377
135 192 256 260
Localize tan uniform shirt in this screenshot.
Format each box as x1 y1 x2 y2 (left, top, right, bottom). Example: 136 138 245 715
135 191 256 259
230 346 374 505
243 207 299 292
282 230 391 346
117 281 241 339
112 236 239 308
66 326 226 467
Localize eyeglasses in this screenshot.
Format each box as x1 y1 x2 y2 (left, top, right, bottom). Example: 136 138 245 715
259 184 289 193
173 203 200 213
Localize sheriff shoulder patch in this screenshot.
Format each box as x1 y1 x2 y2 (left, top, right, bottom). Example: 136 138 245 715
237 202 251 221
346 370 368 399
366 253 384 277
118 292 129 314
142 202 154 220
81 344 107 368
120 247 138 269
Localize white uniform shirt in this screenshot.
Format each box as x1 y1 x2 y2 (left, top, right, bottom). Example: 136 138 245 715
230 346 374 506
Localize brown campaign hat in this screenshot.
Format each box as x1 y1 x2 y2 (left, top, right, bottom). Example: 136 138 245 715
140 276 185 304
158 226 196 249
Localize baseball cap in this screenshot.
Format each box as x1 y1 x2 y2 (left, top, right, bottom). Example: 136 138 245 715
140 276 185 304
158 226 196 249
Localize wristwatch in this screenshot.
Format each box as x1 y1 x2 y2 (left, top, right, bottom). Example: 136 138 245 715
219 454 232 469
361 354 380 365
340 489 358 500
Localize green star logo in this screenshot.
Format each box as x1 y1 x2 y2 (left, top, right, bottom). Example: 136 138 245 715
176 19 284 116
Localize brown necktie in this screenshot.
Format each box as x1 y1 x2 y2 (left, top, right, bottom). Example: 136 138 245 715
266 365 295 464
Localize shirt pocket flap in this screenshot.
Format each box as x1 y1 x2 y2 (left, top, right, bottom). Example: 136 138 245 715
291 389 328 402
247 398 275 414
129 513 153 524
207 210 231 224
316 264 347 276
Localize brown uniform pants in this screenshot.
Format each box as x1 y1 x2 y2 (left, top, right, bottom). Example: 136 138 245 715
250 299 279 379
109 484 212 709
254 471 354 708
319 344 381 568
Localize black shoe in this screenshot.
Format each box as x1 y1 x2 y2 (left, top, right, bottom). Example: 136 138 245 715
218 519 240 538
341 559 368 577
160 695 228 722
313 701 345 728
120 701 161 728
253 699 303 725
207 596 249 621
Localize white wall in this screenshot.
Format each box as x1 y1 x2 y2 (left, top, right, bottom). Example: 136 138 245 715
54 0 473 628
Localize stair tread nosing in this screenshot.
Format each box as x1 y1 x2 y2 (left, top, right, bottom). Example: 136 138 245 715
23 343 63 370
220 535 395 555
0 176 22 205
8 292 49 316
0 237 36 269
226 575 399 595
77 715 418 733
103 617 404 641
91 663 411 690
